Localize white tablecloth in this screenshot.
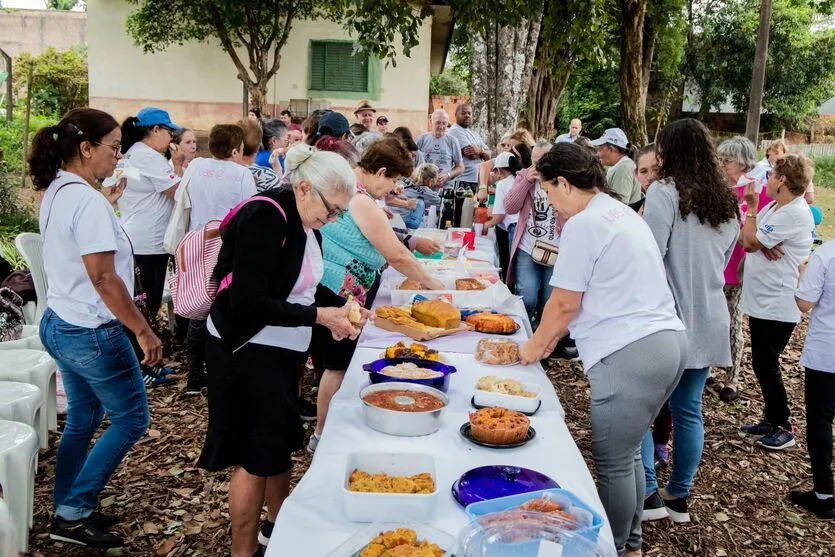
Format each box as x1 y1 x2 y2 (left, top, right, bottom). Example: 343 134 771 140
269 348 613 555
269 263 615 554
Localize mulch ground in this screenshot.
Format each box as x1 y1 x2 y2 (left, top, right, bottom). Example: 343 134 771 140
26 317 835 557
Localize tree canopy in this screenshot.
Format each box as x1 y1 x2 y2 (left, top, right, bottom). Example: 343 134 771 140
687 0 835 129
126 0 543 112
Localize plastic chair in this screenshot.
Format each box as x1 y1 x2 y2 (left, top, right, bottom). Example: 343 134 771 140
0 325 41 352
0 382 44 450
0 497 17 557
0 420 39 553
14 234 47 326
0 350 57 434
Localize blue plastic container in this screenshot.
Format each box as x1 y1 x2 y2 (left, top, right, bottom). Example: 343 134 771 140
361 357 457 392
464 488 604 544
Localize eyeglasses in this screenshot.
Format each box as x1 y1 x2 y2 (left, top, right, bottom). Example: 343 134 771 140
94 142 122 155
718 157 737 166
317 189 346 219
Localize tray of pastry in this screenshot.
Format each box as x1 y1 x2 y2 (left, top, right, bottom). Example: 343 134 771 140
387 275 501 307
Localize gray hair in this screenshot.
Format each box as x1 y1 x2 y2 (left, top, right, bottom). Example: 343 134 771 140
431 109 449 124
261 118 288 150
717 136 757 172
534 139 552 152
283 143 356 197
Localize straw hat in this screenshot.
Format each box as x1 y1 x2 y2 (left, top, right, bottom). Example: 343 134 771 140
353 100 376 115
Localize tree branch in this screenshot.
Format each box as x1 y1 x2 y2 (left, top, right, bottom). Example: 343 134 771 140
205 3 255 86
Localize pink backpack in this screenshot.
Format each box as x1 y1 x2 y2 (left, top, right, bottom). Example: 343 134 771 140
169 196 286 320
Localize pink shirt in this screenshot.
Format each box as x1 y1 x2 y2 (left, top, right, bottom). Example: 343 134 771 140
725 174 771 285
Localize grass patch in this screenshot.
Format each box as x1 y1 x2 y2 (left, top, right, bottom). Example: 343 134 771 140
814 185 834 241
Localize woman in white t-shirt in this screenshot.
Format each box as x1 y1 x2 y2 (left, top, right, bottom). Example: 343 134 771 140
739 154 815 451
790 239 835 518
113 107 186 321
31 109 162 549
178 123 257 395
519 143 687 556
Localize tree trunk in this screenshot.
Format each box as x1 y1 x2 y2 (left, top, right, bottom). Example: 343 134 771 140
620 0 649 146
526 54 573 140
745 0 773 144
471 10 543 149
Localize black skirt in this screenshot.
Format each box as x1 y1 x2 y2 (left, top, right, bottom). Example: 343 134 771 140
198 335 305 477
310 274 381 372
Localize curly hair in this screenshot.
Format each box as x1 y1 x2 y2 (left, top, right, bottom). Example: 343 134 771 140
772 153 814 196
657 119 739 228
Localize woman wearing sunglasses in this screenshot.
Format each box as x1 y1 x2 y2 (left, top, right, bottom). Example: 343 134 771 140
198 144 369 557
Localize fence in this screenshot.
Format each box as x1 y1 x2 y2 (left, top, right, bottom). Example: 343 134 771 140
760 141 835 157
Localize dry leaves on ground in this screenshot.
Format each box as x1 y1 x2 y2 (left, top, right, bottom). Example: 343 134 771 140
28 318 835 556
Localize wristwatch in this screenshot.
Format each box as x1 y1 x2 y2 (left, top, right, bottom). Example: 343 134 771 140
747 212 757 218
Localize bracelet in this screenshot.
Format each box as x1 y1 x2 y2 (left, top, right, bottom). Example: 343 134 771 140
746 213 757 218
478 185 487 190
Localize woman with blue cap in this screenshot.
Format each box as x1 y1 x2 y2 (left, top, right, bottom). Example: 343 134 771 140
107 107 184 385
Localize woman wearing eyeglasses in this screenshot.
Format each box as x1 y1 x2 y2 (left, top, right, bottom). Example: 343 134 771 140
714 136 770 403
198 144 369 557
309 136 445 454
114 107 186 322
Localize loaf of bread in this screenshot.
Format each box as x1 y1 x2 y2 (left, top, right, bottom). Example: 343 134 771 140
411 300 461 330
399 278 424 290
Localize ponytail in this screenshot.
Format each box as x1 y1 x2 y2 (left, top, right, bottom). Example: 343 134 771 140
28 108 119 190
120 116 150 154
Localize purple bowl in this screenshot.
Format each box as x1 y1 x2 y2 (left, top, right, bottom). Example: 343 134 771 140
361 357 457 393
451 465 560 507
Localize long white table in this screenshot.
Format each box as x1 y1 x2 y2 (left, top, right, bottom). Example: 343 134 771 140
270 270 615 555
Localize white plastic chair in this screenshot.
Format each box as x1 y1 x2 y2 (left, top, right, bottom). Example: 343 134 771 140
0 350 57 434
0 420 39 553
14 234 47 326
0 382 44 450
0 325 41 352
0 497 17 557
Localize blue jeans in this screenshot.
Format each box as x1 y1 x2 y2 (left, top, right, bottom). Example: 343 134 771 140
40 308 150 520
642 367 709 499
513 249 554 323
403 199 425 229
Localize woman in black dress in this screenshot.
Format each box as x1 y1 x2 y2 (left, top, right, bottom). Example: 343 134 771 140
197 144 368 557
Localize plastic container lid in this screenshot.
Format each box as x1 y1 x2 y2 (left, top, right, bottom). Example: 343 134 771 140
458 511 617 557
452 466 559 507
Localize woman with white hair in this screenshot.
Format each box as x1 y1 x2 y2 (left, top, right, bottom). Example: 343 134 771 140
198 144 370 557
714 136 770 402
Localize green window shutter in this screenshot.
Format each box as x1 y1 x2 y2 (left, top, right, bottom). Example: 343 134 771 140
310 41 368 93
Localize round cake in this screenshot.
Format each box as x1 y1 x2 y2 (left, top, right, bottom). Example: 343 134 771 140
468 407 530 445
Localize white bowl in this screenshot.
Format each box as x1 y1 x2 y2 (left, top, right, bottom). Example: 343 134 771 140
342 452 439 522
473 382 543 414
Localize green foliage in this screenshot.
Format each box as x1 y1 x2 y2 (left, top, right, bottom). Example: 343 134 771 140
686 0 835 130
0 167 38 271
13 47 88 117
429 71 469 96
0 106 58 173
814 155 835 188
446 26 473 94
557 60 621 138
44 0 80 8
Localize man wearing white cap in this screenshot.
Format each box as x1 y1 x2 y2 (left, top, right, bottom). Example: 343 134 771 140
591 128 643 210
